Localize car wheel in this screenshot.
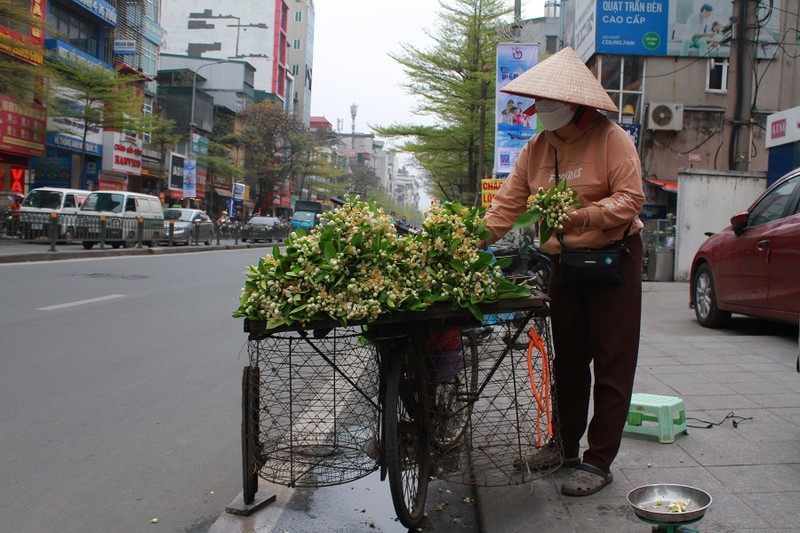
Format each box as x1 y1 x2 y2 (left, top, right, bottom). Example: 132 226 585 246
693 263 731 328
64 227 75 245
82 241 95 250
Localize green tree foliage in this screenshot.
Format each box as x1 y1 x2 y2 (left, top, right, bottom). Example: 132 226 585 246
47 59 146 175
225 101 316 213
0 0 45 101
139 114 182 182
373 0 510 206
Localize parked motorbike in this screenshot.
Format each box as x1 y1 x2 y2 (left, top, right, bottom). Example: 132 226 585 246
489 230 552 294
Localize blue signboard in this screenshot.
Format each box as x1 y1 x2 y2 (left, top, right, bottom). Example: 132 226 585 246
620 123 641 148
595 0 669 55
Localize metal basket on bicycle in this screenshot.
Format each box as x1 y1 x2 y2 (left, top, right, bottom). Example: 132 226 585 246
243 295 560 491
246 328 380 488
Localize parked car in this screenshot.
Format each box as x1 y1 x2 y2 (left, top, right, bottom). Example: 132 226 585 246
241 216 287 243
18 187 91 243
76 191 164 249
690 168 800 328
162 208 214 245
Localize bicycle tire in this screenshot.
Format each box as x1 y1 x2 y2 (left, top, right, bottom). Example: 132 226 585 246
429 329 481 450
384 346 431 528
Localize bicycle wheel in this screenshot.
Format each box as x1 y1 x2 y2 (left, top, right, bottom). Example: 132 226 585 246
429 329 481 450
384 346 431 528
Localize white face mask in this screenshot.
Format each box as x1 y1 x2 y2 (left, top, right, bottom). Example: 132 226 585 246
536 100 575 131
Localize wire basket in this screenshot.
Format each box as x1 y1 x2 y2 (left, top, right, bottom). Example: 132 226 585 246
247 328 379 487
433 312 562 487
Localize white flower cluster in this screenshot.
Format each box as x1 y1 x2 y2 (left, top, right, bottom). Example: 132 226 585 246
234 198 514 328
525 182 578 242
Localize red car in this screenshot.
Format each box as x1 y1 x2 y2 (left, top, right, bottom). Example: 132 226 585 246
690 168 800 328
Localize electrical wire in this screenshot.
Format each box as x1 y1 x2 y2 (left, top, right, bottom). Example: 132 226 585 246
687 411 753 429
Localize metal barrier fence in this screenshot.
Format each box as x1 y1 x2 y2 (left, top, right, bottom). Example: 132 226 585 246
0 209 289 251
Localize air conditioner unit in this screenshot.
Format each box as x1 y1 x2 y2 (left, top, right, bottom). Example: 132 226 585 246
647 103 684 131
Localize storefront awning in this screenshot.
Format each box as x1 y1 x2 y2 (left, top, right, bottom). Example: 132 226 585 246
645 178 678 193
214 187 233 198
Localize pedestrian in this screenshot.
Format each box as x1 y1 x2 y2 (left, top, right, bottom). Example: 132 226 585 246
480 47 644 496
8 193 23 211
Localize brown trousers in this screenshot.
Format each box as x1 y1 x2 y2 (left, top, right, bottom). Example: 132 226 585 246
548 234 643 472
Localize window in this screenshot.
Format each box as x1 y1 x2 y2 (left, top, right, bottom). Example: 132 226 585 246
748 176 799 226
295 11 302 22
293 38 301 49
291 64 299 76
47 3 100 57
706 58 728 93
594 55 644 124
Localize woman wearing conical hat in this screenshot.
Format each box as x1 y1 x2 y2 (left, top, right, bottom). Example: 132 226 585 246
482 47 644 496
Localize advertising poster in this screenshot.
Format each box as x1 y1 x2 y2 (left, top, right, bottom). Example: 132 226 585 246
182 158 197 199
591 0 781 59
494 43 539 178
169 152 184 191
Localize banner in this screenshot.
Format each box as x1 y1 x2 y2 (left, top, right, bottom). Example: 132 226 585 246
494 43 538 178
182 159 197 199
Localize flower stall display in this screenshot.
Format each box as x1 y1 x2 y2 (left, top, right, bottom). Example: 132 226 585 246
234 197 530 328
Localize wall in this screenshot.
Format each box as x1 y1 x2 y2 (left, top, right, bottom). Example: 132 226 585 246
674 168 766 281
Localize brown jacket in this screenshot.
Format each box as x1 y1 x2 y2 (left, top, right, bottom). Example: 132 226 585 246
484 114 644 254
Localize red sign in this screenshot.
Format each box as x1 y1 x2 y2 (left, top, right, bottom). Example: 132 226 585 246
771 118 786 140
0 0 45 65
0 95 46 157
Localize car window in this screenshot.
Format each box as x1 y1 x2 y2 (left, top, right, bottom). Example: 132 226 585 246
83 193 124 213
63 194 75 208
748 175 800 226
125 198 137 212
23 190 62 209
292 212 315 223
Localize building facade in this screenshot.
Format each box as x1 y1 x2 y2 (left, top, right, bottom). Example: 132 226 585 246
159 0 291 109
286 0 314 128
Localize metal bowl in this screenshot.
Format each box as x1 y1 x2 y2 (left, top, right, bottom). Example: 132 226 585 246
627 484 712 524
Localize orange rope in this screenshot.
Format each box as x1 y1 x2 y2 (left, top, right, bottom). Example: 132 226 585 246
526 327 553 446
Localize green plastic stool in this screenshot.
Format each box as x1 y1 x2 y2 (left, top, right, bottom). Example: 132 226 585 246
624 393 688 443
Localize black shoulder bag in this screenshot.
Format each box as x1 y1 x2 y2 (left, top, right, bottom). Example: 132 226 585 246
553 148 631 285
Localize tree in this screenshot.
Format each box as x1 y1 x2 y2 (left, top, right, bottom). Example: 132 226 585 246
46 59 146 179
224 101 316 214
373 0 509 206
139 113 183 186
0 0 45 101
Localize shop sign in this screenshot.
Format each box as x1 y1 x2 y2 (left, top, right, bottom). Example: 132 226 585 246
102 131 142 175
0 95 46 157
481 178 505 208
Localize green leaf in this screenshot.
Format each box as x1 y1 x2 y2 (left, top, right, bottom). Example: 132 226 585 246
323 240 336 260
493 256 513 269
467 304 484 322
449 258 464 271
512 210 540 229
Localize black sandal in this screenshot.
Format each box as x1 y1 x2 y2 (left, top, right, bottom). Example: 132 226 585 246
561 463 613 496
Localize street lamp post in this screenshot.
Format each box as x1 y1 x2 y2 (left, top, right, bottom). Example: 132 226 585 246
350 103 358 149
189 59 226 212
189 59 228 152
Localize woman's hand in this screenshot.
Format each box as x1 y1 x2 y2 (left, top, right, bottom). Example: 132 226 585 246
560 208 588 233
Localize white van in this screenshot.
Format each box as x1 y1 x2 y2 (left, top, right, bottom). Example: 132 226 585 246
76 191 165 249
18 187 91 243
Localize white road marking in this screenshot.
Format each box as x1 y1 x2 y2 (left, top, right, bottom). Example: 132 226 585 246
37 294 126 311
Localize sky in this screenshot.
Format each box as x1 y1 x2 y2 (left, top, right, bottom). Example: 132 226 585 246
309 0 545 143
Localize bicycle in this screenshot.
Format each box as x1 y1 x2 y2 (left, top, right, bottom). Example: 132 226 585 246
243 292 559 528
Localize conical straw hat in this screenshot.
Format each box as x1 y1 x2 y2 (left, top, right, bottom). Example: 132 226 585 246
500 47 618 113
